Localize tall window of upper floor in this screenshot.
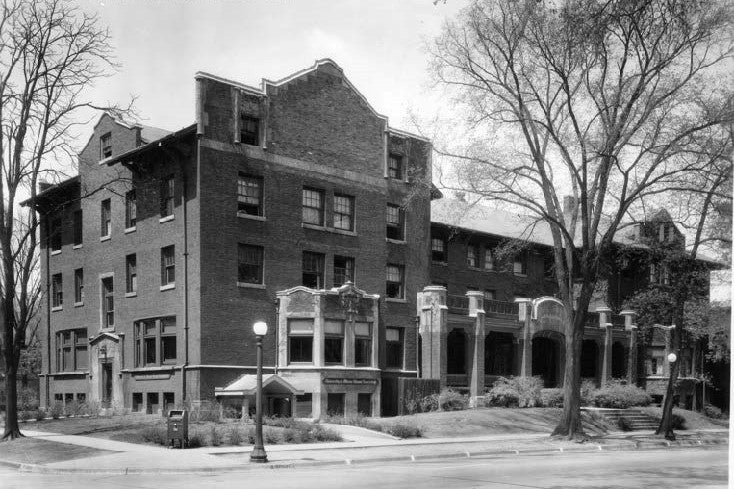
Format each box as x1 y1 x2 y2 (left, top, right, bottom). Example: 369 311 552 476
161 245 175 288
100 199 111 238
100 132 112 159
302 251 324 289
388 153 403 180
467 244 479 268
484 248 495 271
74 268 84 304
160 175 175 218
240 115 260 146
125 190 137 229
302 188 324 226
51 273 63 309
102 277 114 328
386 264 404 299
333 255 355 286
431 237 446 262
333 194 355 231
134 317 177 367
237 173 264 217
288 319 314 364
386 204 405 241
50 216 62 252
73 210 83 246
513 252 527 276
238 244 264 285
126 254 137 294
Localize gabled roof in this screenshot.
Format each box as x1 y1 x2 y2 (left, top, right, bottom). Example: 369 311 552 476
214 374 304 397
20 175 80 209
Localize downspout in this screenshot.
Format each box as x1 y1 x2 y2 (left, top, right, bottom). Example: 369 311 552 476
181 152 191 404
44 214 51 408
274 298 279 375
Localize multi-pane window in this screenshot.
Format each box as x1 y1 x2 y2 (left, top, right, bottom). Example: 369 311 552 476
302 188 324 226
52 273 63 308
484 249 494 270
73 210 83 246
240 115 260 146
513 253 527 275
160 175 175 218
125 190 137 229
126 254 137 294
385 327 403 369
388 153 403 179
56 329 87 372
302 252 324 289
100 132 112 159
431 238 446 262
237 174 264 216
238 244 264 284
102 277 114 328
288 319 314 364
386 264 404 299
134 317 177 367
324 320 344 365
467 245 479 267
161 245 175 286
74 268 84 304
333 255 354 286
333 194 355 231
100 199 111 237
484 290 495 301
386 204 404 241
354 322 372 366
50 216 62 252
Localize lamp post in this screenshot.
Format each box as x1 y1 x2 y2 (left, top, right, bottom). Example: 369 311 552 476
250 321 268 463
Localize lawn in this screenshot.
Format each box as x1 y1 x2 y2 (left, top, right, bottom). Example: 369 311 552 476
0 437 114 464
638 406 729 431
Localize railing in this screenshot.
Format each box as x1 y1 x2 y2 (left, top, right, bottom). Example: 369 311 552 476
447 294 469 311
446 295 517 316
585 313 627 329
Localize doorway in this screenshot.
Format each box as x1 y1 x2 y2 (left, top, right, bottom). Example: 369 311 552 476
101 362 113 408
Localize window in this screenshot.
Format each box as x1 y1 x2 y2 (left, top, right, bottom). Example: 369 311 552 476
484 290 495 301
484 249 494 270
100 199 111 238
357 393 372 416
100 132 112 159
56 329 87 372
354 322 372 366
240 115 260 146
50 216 62 252
132 393 143 412
659 223 675 242
237 174 264 216
388 153 403 179
327 393 345 416
333 255 354 286
73 210 83 246
102 277 114 328
74 268 84 304
288 319 314 363
302 252 324 289
238 244 264 284
513 253 527 276
431 238 446 262
134 317 177 367
386 264 404 299
333 194 355 231
543 255 555 279
302 188 324 226
52 273 63 308
324 320 344 365
385 327 403 369
125 190 137 229
161 245 175 287
386 204 404 241
160 175 175 218
126 254 137 294
467 244 479 267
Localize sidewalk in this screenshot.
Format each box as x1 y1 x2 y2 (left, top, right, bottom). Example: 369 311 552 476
1 425 728 475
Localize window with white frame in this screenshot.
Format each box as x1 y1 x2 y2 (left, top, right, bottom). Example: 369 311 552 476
388 153 403 179
302 251 324 289
324 320 344 365
333 194 355 231
386 264 404 299
333 255 354 286
100 199 111 238
467 244 479 267
237 173 264 216
56 329 87 372
125 190 137 229
126 254 137 294
102 277 114 328
385 327 403 369
386 204 404 241
74 268 84 304
160 175 175 218
302 188 324 226
354 322 372 366
288 319 314 363
484 249 494 270
238 244 264 284
161 245 175 287
52 273 63 308
100 132 112 159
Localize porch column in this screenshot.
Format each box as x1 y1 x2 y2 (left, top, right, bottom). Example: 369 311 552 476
467 291 485 406
417 286 448 387
597 307 613 385
516 298 532 377
621 310 638 384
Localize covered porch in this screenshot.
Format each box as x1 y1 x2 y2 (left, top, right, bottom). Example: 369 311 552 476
214 373 304 418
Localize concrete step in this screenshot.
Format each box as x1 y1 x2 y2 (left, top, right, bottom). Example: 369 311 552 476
582 408 660 431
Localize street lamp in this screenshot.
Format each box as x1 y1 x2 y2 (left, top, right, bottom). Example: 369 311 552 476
250 321 268 463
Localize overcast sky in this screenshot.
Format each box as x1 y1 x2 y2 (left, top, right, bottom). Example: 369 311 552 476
76 0 465 135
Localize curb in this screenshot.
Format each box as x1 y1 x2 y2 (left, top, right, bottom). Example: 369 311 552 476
5 436 727 475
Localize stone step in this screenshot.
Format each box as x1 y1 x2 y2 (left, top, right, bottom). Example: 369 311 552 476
582 407 660 431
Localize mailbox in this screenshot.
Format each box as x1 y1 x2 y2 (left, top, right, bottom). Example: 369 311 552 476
167 409 188 448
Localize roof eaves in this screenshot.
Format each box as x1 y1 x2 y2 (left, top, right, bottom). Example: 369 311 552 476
105 123 197 167
195 71 265 96
20 175 80 207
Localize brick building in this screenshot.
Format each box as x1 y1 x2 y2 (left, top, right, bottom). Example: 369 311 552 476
28 60 716 417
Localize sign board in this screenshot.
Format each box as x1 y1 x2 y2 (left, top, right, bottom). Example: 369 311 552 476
323 378 377 385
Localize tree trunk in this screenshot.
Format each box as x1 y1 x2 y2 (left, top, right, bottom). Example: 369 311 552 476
551 307 586 439
657 320 681 440
2 364 22 440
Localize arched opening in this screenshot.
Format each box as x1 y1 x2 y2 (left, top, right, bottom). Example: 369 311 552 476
612 341 626 378
447 328 467 375
485 332 514 376
581 339 598 380
532 333 563 387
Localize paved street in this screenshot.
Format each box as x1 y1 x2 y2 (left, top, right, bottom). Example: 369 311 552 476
0 447 728 489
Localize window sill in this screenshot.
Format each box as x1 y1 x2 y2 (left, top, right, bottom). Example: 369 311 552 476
51 306 63 312
237 282 266 289
332 227 356 236
386 238 406 244
301 222 357 236
100 235 111 242
385 298 407 303
51 249 62 256
237 212 267 222
513 273 528 277
74 302 84 308
159 215 175 223
125 226 137 234
73 244 83 250
302 222 326 231
432 260 447 266
125 292 137 298
160 283 175 291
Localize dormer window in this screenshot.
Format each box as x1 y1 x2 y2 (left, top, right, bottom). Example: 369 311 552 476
388 153 403 180
100 132 112 159
659 223 674 242
240 115 260 146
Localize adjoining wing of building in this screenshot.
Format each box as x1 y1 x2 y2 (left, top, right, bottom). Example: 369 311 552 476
24 59 722 418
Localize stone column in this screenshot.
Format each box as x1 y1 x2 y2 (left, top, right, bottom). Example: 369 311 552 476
597 307 613 385
515 298 533 377
620 310 638 385
417 286 448 387
467 291 485 407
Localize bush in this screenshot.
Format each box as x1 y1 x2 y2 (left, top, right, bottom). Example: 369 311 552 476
141 425 167 445
34 408 46 421
281 428 302 443
188 429 204 448
592 380 651 409
64 400 80 417
18 387 39 412
399 378 441 415
540 388 564 408
310 425 342 442
671 413 686 430
385 422 423 439
19 410 32 422
81 400 101 418
227 424 244 445
580 380 597 406
703 404 725 419
187 400 222 423
617 417 633 432
323 413 383 432
49 401 64 419
438 389 469 411
209 425 223 446
485 376 543 408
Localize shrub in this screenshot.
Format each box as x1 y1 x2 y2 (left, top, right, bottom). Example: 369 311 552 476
227 425 244 445
188 429 204 448
282 428 302 443
385 422 423 439
209 425 223 446
592 380 651 409
310 425 342 442
19 410 31 422
399 378 441 415
264 416 306 429
246 426 256 444
34 408 46 421
49 401 64 419
671 413 686 430
18 387 39 412
64 400 80 417
540 388 564 408
617 417 633 432
438 389 469 411
580 380 597 406
703 404 724 419
485 376 543 408
141 425 168 445
264 426 282 444
187 400 222 423
81 400 101 418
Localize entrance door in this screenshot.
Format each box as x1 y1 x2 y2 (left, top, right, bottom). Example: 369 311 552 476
532 337 559 387
101 362 113 408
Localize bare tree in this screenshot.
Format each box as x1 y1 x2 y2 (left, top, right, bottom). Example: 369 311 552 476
430 0 734 439
0 0 127 440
